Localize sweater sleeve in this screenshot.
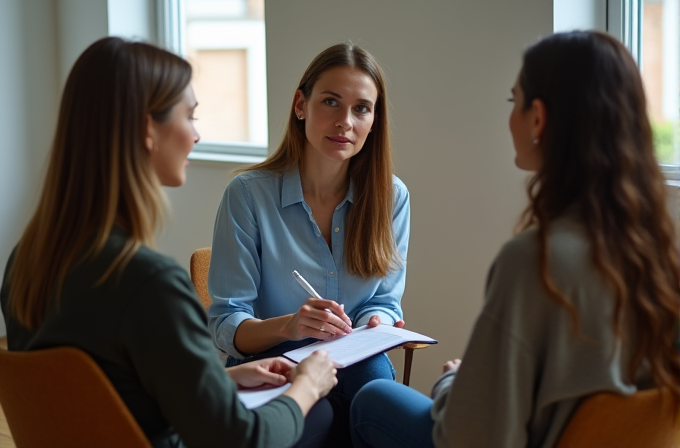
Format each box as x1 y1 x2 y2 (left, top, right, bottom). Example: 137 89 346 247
121 266 304 448
432 256 537 448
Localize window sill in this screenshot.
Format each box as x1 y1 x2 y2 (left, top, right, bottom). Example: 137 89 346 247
188 150 266 167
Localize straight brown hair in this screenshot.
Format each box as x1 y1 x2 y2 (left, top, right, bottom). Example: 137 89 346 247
8 37 192 329
243 43 398 278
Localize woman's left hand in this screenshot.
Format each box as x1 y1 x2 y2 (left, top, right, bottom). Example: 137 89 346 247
367 315 406 328
226 357 295 388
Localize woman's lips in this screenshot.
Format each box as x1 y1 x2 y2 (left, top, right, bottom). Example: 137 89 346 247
327 135 352 144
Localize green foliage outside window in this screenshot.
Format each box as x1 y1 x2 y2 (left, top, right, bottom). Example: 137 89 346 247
653 120 678 165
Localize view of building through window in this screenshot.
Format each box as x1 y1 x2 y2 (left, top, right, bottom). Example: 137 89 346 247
642 0 679 165
183 0 267 147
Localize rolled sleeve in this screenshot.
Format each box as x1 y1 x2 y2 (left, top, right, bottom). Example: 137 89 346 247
208 177 262 357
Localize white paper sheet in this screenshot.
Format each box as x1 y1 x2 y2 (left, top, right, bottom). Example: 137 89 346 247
284 325 437 368
237 383 291 409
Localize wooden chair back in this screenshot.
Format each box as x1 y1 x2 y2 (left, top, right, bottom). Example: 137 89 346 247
0 346 152 448
556 388 680 448
189 246 427 385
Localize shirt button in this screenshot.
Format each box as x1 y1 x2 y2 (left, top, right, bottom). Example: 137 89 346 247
334 227 340 233
329 271 335 276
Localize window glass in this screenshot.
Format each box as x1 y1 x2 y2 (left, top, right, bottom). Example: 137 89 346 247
641 0 680 165
167 0 267 158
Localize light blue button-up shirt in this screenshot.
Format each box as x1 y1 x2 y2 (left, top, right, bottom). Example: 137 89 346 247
207 168 410 358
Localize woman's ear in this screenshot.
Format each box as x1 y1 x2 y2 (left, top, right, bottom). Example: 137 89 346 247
531 98 547 142
293 90 306 120
145 115 156 151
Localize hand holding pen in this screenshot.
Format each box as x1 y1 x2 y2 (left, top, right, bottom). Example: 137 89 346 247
286 270 353 340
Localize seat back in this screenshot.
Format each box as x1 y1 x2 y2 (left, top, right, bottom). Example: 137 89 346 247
556 388 680 448
190 247 213 309
0 346 152 448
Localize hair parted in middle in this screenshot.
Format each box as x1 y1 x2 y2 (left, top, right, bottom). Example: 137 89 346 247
244 42 398 278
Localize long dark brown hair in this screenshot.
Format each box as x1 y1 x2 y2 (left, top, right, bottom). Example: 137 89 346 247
244 43 398 278
8 37 192 329
517 31 680 399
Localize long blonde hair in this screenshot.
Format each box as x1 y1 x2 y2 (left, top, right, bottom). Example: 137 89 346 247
8 37 192 329
244 43 398 278
517 31 680 400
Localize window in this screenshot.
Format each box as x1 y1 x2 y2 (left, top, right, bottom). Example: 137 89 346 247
639 0 680 171
613 0 680 174
158 0 268 162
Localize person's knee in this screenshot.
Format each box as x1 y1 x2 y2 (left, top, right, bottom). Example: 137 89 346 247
351 379 395 417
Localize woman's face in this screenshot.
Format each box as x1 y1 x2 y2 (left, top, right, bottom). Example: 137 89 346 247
295 66 378 166
148 86 200 187
509 74 542 172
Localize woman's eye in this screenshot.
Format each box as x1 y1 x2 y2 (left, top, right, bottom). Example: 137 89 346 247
355 105 370 114
323 98 338 107
507 98 515 103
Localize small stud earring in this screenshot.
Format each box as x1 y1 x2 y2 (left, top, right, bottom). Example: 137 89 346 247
296 112 304 120
532 137 540 145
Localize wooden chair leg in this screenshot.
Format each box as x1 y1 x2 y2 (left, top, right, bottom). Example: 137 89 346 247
403 346 414 386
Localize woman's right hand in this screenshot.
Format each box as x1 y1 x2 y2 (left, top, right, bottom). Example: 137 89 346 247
284 298 353 341
283 350 337 415
443 359 462 374
290 350 338 399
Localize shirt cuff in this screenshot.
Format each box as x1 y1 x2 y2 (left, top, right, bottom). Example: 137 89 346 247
354 310 398 327
431 369 456 399
215 312 254 359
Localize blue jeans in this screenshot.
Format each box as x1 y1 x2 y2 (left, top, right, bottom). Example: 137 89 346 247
351 379 435 448
227 339 396 447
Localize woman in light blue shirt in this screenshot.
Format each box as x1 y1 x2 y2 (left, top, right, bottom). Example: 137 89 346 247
207 42 410 433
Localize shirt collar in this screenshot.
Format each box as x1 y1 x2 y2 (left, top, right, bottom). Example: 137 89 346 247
281 166 355 208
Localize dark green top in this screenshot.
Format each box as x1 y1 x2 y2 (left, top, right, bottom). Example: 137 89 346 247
0 228 304 448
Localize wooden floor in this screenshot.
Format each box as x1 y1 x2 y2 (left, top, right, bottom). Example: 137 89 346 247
0 337 16 448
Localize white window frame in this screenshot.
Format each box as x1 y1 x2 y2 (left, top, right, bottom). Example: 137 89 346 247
156 0 267 164
614 0 680 177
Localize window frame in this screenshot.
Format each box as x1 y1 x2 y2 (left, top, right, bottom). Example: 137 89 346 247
156 0 268 163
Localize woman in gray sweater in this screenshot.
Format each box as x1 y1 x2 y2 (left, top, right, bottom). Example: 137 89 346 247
350 30 680 448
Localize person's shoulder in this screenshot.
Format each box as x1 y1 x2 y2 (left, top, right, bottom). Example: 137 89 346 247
104 230 185 281
498 216 587 261
392 174 408 193
231 169 282 184
391 174 409 202
493 216 592 294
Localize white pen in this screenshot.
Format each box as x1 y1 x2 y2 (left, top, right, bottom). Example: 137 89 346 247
292 270 323 299
292 270 351 332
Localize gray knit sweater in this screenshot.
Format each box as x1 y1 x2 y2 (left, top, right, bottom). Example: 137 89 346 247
431 215 652 448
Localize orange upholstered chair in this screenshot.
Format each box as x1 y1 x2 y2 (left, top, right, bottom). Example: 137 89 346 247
555 388 680 448
0 346 151 448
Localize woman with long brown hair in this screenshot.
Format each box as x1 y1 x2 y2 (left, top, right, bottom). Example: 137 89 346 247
207 42 410 418
350 30 680 448
1 36 338 448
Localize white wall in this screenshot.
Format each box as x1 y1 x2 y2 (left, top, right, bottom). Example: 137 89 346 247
0 0 60 336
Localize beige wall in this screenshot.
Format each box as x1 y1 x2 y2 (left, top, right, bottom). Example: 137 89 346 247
0 0 60 337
